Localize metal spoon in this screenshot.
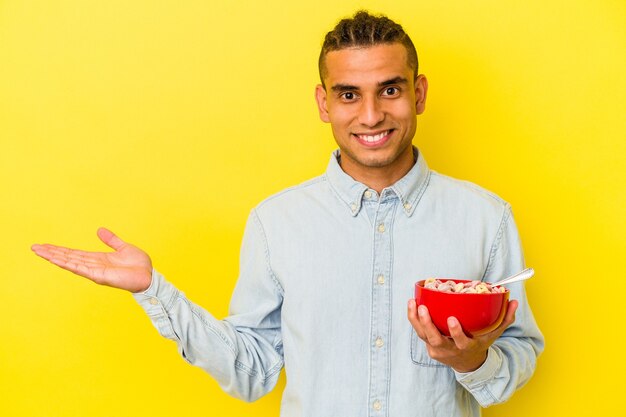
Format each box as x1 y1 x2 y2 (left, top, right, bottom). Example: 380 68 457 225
490 267 535 287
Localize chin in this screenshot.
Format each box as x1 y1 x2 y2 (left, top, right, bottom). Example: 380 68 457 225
356 154 399 169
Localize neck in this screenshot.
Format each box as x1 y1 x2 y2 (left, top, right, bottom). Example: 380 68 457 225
339 147 416 193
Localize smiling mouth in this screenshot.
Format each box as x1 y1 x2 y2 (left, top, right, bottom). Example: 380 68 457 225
353 129 393 146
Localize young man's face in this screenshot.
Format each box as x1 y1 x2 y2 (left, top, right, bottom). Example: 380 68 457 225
316 43 427 180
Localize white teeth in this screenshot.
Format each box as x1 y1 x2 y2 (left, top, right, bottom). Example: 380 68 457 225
358 130 389 142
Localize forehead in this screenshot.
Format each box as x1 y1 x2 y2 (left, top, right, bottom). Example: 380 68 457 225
323 43 412 88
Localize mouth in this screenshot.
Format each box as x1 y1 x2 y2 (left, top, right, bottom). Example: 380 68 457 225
353 129 394 147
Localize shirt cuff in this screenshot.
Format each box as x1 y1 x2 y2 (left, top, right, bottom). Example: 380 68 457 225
454 346 502 405
132 269 180 340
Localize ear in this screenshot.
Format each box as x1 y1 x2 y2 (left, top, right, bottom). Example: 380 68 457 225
315 84 331 123
414 75 428 115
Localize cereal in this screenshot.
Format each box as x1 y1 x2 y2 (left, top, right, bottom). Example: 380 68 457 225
423 279 506 294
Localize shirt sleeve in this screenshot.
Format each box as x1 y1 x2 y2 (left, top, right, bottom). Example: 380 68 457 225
454 205 545 407
132 209 284 402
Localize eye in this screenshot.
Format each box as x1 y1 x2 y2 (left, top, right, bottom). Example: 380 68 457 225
340 91 357 101
382 87 400 96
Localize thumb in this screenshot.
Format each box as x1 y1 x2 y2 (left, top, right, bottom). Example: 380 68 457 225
97 227 126 251
504 299 519 324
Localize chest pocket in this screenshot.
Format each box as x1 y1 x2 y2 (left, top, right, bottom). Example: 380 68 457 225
410 329 447 368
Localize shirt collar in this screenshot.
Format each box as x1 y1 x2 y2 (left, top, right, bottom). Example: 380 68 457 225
324 147 431 217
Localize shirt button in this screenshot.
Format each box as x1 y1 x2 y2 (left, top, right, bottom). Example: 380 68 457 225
373 400 382 411
364 190 372 199
403 202 412 210
377 274 385 285
377 223 385 233
350 203 357 212
375 337 384 348
149 298 158 305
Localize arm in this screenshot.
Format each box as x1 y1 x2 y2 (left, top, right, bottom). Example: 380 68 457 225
133 211 284 401
465 206 544 406
408 206 544 406
32 215 285 402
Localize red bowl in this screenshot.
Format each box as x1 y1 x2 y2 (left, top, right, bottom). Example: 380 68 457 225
414 279 509 337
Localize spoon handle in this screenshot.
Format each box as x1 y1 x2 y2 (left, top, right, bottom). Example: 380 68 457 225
491 267 535 287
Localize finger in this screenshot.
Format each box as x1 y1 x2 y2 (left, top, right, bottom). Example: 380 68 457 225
48 256 103 282
97 227 126 251
32 243 67 255
32 244 71 261
33 245 104 264
59 249 106 265
417 305 446 346
408 299 426 339
33 243 109 274
501 299 519 329
39 245 88 258
31 244 51 258
447 316 472 349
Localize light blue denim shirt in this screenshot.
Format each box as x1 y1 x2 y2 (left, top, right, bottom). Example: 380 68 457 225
134 149 543 417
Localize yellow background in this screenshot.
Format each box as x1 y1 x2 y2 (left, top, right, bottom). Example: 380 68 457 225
1 1 624 416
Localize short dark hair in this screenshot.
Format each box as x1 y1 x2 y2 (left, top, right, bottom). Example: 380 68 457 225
318 10 419 86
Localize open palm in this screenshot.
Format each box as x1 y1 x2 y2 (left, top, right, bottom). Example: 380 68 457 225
32 228 153 293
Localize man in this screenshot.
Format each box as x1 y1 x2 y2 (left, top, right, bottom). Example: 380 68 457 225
32 10 543 417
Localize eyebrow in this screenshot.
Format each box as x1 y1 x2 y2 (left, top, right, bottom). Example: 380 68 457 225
330 76 408 92
330 83 358 92
379 76 408 87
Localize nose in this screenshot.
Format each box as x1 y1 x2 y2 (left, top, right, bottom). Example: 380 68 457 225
357 96 384 127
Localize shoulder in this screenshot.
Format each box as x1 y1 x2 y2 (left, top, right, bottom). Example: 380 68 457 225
427 170 511 214
254 174 330 214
